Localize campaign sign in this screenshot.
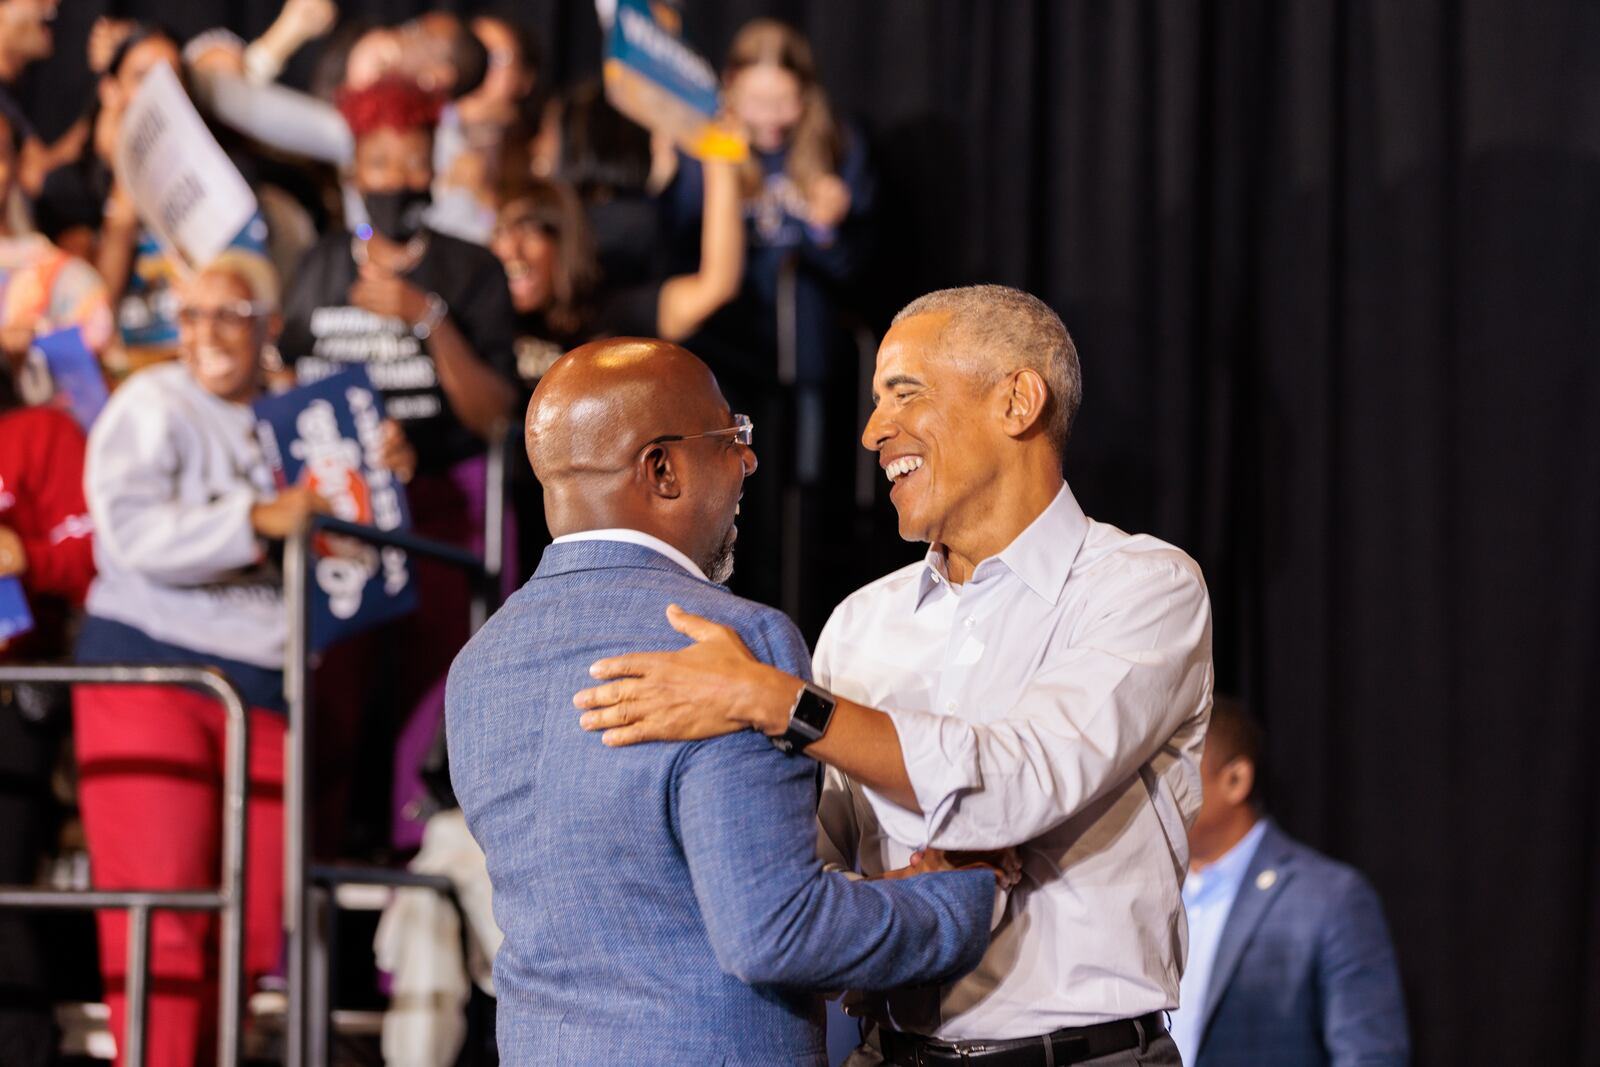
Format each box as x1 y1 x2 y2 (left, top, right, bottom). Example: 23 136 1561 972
32 326 109 431
253 368 416 650
115 62 258 272
604 0 747 162
0 577 32 644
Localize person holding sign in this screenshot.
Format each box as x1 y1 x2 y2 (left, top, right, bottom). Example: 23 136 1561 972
72 249 394 1067
278 75 519 853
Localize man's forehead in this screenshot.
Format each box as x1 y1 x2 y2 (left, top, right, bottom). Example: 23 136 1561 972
876 310 955 379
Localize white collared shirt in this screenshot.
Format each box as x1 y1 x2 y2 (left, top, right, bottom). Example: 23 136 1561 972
550 528 709 581
815 482 1213 1039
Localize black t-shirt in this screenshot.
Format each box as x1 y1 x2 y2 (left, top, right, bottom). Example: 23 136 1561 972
280 228 518 473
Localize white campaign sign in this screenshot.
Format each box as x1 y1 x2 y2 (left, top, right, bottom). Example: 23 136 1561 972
114 62 257 270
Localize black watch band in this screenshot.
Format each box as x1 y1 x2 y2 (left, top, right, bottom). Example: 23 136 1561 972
770 682 837 756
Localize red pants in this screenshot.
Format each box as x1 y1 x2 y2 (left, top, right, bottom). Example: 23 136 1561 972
74 685 286 1067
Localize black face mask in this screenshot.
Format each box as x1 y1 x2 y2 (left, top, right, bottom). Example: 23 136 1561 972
363 188 432 242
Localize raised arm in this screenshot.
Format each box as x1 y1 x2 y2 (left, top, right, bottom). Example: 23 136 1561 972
656 157 745 342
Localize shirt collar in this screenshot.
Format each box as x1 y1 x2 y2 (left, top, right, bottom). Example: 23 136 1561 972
1183 818 1268 906
914 482 1091 611
550 528 708 581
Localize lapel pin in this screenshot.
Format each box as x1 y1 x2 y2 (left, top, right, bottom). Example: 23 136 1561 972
1255 869 1278 891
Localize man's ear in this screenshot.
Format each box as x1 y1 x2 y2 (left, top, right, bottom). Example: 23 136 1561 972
998 368 1050 441
639 443 681 499
1222 757 1256 807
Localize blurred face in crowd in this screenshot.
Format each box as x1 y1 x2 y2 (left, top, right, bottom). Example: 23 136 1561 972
97 34 182 158
0 0 58 71
492 201 557 314
354 125 434 241
458 16 532 126
177 269 275 405
863 312 1014 549
725 62 804 153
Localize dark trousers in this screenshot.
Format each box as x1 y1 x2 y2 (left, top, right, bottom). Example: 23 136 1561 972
0 692 66 1067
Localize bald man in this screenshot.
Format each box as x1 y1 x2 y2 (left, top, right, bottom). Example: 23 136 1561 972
445 339 998 1066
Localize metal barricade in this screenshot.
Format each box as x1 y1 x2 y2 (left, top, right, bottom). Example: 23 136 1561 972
0 663 251 1067
284 431 506 1067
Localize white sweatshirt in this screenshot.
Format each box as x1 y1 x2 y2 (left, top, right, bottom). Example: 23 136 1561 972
84 362 286 669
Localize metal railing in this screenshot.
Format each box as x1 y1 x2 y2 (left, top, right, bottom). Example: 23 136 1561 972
284 434 505 1067
0 663 251 1067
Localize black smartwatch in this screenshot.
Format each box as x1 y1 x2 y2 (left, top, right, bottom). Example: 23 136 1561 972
770 682 838 756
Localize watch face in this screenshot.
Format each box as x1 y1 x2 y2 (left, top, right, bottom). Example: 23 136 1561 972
792 686 836 736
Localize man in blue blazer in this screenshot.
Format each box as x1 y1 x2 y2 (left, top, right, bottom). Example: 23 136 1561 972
1170 697 1409 1067
446 339 999 1066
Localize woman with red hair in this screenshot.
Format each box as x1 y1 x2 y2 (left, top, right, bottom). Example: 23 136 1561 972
277 76 518 857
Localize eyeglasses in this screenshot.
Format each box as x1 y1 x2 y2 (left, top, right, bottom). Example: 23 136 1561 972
176 301 270 336
648 413 754 448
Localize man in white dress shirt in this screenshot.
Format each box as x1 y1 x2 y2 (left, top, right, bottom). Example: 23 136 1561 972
575 285 1213 1067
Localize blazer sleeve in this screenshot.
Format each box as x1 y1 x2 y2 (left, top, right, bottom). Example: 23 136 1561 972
1319 870 1411 1066
671 726 994 991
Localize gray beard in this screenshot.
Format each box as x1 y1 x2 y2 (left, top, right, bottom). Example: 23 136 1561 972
702 524 737 584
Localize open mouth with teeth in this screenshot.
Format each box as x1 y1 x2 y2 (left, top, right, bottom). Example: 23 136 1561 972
884 455 925 492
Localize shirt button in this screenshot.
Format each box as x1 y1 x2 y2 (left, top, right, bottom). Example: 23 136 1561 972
945 701 958 712
964 617 976 628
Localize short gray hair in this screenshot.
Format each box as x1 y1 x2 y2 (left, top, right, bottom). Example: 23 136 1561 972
892 284 1081 453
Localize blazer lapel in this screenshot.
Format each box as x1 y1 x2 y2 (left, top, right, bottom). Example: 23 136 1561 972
1199 819 1296 1040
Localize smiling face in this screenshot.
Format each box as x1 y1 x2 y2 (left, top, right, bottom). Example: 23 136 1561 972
492 203 557 314
725 62 804 153
863 311 1010 548
177 270 266 404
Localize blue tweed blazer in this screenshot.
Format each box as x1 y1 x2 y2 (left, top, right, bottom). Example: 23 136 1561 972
1195 820 1410 1067
446 540 994 1066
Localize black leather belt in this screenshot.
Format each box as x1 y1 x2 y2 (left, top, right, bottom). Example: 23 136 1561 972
878 1012 1166 1066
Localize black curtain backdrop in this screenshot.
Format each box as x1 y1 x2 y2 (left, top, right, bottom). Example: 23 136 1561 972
20 3 1600 1064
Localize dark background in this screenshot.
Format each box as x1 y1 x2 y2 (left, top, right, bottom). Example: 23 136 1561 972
20 2 1600 1064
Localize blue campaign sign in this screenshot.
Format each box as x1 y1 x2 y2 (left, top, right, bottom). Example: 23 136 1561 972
604 0 747 161
32 326 109 431
253 367 417 650
0 576 32 644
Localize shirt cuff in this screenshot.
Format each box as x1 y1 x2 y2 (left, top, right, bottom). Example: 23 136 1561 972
863 704 982 847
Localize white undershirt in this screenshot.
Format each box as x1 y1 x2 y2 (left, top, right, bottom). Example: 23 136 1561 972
550 528 708 581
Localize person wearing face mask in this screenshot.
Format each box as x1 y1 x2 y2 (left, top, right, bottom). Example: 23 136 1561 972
72 250 336 1067
278 75 518 856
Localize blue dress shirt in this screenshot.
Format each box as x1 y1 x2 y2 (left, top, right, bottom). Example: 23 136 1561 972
1171 819 1269 1063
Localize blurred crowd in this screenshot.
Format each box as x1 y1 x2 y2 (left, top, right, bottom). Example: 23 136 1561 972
0 1 875 1064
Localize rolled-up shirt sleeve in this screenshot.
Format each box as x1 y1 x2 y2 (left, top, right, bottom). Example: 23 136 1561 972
872 558 1213 851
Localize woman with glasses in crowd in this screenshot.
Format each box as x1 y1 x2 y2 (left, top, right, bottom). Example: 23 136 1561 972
72 248 411 1067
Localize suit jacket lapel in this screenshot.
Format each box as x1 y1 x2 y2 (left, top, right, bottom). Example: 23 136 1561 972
1199 819 1296 1040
